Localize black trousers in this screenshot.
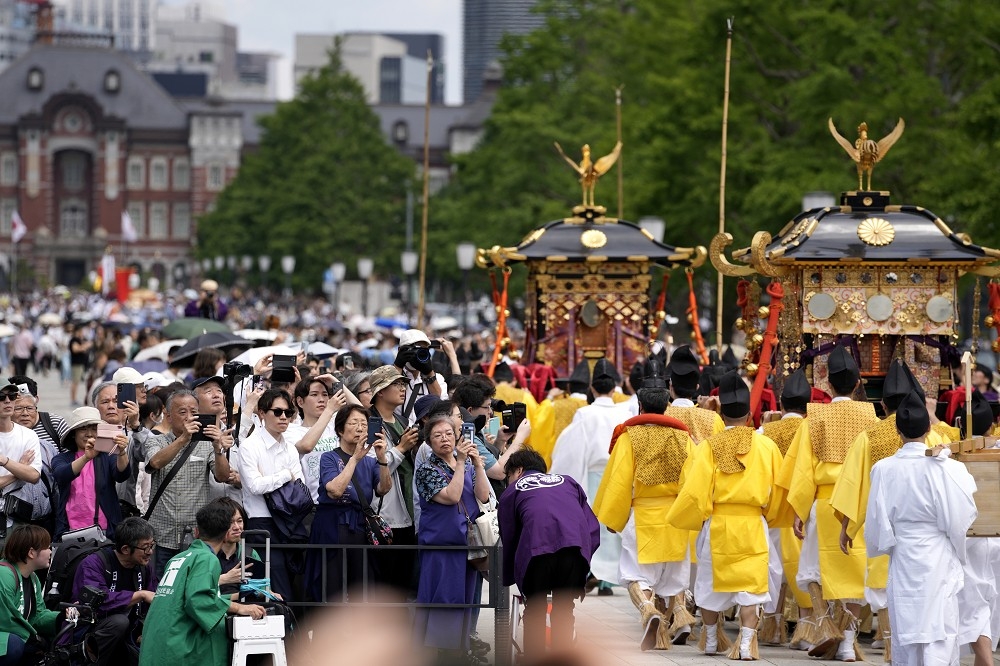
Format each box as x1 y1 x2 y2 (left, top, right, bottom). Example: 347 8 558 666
520 547 589 660
87 614 132 666
372 525 417 597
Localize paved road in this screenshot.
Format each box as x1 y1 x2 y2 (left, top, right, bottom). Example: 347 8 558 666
30 370 982 665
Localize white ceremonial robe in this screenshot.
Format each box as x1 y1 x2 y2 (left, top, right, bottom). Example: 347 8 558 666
958 537 997 648
866 442 978 666
550 395 631 582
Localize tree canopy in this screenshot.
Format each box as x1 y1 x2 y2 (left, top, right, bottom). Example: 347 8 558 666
196 49 414 292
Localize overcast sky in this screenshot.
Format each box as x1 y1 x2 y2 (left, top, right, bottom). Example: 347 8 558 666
162 0 463 103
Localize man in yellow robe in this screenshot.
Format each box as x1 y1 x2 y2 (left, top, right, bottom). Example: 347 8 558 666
594 364 695 651
759 368 812 648
780 345 878 660
667 372 784 660
664 345 724 443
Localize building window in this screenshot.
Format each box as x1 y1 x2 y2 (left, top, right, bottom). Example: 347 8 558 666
0 199 14 236
126 202 145 239
127 156 145 189
60 199 88 237
149 202 167 239
0 153 16 186
207 163 224 191
149 157 167 190
172 203 191 239
61 152 85 192
172 158 190 190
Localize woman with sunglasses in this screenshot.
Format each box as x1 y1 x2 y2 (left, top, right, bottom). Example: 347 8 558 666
236 388 305 603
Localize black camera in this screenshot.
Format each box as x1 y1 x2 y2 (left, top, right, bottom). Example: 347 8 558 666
223 361 252 379
412 346 432 366
40 587 108 665
490 399 508 413
502 402 527 432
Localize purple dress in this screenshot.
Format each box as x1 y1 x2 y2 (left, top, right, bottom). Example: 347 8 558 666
413 455 480 651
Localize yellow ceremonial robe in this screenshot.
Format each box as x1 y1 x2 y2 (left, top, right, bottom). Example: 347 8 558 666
831 416 954 589
593 426 694 564
761 415 811 609
781 400 878 600
494 384 553 454
664 404 724 443
666 428 783 594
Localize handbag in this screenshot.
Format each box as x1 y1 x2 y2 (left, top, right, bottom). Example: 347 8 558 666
264 477 313 542
2 492 33 523
60 455 106 544
460 499 490 573
474 495 500 548
336 450 393 546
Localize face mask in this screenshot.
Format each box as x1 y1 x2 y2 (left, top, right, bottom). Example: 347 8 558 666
151 413 163 425
473 414 487 432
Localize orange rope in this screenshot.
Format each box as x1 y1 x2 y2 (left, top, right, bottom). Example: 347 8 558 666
750 280 784 415
487 268 511 377
686 269 709 364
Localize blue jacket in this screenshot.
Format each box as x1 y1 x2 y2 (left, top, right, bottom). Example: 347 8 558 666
52 452 129 541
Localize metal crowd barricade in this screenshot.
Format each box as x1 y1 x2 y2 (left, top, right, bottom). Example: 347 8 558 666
247 541 513 666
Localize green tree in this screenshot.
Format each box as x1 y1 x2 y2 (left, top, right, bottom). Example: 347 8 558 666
196 49 414 292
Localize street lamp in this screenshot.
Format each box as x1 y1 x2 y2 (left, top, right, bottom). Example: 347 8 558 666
213 255 225 276
201 258 211 275
401 250 418 323
281 255 296 297
456 242 477 331
357 257 374 317
638 216 666 244
173 264 185 289
258 255 271 290
331 262 346 316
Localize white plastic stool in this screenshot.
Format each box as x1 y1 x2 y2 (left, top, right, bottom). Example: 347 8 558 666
231 636 287 666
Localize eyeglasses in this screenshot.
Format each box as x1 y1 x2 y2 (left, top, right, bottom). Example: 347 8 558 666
132 541 155 554
13 406 37 413
267 408 296 418
357 388 373 395
0 394 17 403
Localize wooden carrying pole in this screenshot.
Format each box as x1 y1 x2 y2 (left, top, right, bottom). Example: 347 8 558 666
716 18 734 352
416 49 432 329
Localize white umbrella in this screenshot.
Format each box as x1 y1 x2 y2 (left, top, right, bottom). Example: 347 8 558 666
304 341 340 358
235 329 280 342
38 313 63 327
0 324 15 338
133 339 187 362
231 345 300 368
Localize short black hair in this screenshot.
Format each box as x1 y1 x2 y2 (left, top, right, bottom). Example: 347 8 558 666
504 448 546 476
7 375 37 397
115 517 154 552
591 377 616 395
451 376 496 411
427 398 457 420
258 388 293 412
196 500 234 541
638 388 670 415
209 496 248 527
139 392 163 423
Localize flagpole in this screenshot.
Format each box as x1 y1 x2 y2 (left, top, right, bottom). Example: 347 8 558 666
716 18 734 353
416 49 432 330
615 84 624 219
10 238 16 295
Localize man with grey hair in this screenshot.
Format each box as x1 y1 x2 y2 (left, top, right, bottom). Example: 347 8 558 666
145 389 233 575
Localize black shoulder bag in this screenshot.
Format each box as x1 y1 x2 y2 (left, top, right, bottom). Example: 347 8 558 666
143 440 199 521
334 449 392 546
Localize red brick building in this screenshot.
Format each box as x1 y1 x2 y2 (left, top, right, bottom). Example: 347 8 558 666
0 43 273 289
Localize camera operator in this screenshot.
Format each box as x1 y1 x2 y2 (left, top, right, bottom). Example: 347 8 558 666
0 525 79 665
183 280 228 322
70 517 157 666
392 330 450 428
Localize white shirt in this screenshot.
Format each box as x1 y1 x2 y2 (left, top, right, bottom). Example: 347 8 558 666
0 423 42 481
236 427 303 519
285 421 340 504
670 398 695 408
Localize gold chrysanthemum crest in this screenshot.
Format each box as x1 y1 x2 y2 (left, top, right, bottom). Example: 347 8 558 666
857 217 895 246
580 229 608 249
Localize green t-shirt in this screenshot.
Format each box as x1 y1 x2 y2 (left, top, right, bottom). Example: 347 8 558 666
138 540 231 666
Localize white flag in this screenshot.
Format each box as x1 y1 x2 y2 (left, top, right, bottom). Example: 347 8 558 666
121 210 138 243
10 210 26 244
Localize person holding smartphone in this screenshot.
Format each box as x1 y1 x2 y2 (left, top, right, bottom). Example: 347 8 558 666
52 407 130 541
305 405 391 602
